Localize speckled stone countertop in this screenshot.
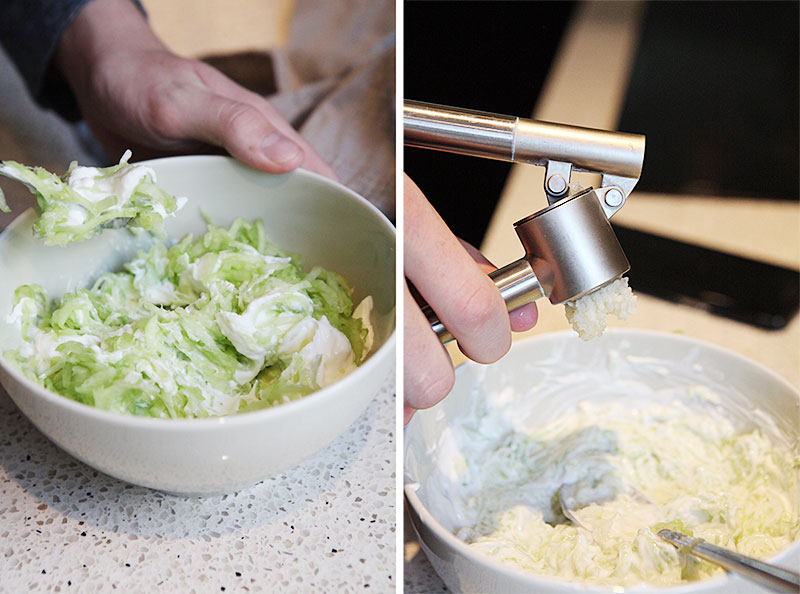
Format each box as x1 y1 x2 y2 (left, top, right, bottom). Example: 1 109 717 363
0 372 395 593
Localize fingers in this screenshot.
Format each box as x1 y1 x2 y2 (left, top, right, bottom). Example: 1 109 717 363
403 406 416 426
403 179 540 422
458 238 496 274
404 174 511 364
253 101 339 180
191 63 338 181
169 89 305 173
459 237 539 333
403 282 455 415
57 1 336 179
509 303 538 332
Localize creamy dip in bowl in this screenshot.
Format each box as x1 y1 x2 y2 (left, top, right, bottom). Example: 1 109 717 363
404 330 799 593
0 156 396 495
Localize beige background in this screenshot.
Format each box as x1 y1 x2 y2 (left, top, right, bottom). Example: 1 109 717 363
141 0 294 56
478 1 800 387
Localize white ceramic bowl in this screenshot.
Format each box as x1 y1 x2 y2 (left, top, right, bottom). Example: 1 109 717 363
0 156 395 496
405 330 800 593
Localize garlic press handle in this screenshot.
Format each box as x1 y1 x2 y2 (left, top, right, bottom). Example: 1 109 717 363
423 259 543 344
404 100 646 206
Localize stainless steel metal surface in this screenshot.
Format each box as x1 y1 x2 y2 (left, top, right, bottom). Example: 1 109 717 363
422 302 450 344
546 173 568 196
404 100 646 201
604 188 623 207
490 258 543 311
515 188 630 304
404 101 516 161
658 530 800 593
544 160 574 203
514 116 645 179
404 100 642 344
423 259 544 344
421 187 630 342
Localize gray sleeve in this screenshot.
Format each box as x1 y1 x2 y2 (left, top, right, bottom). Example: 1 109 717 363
0 0 145 120
0 0 91 119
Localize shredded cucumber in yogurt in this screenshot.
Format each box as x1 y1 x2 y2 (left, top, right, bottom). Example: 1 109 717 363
444 399 799 587
5 218 373 418
0 151 185 245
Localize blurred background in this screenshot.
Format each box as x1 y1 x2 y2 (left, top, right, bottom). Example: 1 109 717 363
405 0 798 241
404 0 798 333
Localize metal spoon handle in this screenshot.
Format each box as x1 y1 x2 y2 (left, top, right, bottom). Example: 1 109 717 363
658 529 800 593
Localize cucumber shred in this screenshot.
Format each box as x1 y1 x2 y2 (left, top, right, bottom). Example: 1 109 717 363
6 218 373 418
0 151 185 245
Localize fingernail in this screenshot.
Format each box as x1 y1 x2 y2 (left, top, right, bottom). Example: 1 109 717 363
261 133 302 164
509 302 538 332
403 406 416 426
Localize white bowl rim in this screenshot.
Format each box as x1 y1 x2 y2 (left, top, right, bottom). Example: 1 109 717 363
404 328 800 593
0 157 396 430
459 328 800 394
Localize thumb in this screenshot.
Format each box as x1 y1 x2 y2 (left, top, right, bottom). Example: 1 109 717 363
178 92 305 173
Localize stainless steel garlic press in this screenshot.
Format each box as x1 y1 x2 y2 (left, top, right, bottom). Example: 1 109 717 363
404 100 646 343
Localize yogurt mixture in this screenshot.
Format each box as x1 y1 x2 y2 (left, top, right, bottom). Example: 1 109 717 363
6 218 373 418
0 151 185 245
434 386 799 586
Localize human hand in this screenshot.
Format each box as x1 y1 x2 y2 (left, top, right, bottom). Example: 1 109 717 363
404 174 537 424
55 0 336 179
